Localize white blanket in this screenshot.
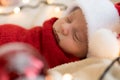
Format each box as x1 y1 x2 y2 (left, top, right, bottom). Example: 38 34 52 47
49 58 120 80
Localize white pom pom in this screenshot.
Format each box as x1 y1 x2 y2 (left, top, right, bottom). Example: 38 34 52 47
88 28 119 59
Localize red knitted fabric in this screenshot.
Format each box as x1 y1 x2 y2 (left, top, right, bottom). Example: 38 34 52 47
0 18 79 68
115 2 120 16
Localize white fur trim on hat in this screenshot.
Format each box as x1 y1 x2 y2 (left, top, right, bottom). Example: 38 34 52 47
65 0 120 37
65 0 120 54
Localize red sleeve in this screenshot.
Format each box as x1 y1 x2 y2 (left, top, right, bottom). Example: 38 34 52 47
0 24 27 45
115 2 120 16
0 24 43 53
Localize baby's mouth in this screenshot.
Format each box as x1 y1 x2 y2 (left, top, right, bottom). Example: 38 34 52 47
53 28 60 43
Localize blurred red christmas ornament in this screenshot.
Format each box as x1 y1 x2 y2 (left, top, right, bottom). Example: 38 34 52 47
0 42 48 80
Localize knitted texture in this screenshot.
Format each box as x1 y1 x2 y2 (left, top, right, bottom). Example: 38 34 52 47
0 18 79 68
115 2 120 15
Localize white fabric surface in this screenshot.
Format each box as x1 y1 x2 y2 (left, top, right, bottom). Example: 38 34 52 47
49 58 120 80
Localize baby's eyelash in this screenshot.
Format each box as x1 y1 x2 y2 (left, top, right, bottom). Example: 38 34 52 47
74 32 79 41
72 29 82 43
72 29 79 42
74 32 80 42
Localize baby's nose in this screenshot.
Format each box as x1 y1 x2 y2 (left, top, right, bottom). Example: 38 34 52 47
61 24 70 36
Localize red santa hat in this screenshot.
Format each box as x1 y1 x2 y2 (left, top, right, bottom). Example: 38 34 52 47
115 2 120 16
64 0 120 54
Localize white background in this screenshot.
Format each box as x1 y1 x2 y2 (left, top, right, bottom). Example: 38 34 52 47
0 0 119 29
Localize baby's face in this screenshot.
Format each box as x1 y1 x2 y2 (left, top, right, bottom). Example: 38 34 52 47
53 8 88 58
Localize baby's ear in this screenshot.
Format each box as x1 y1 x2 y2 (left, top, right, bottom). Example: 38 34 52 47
87 28 119 59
